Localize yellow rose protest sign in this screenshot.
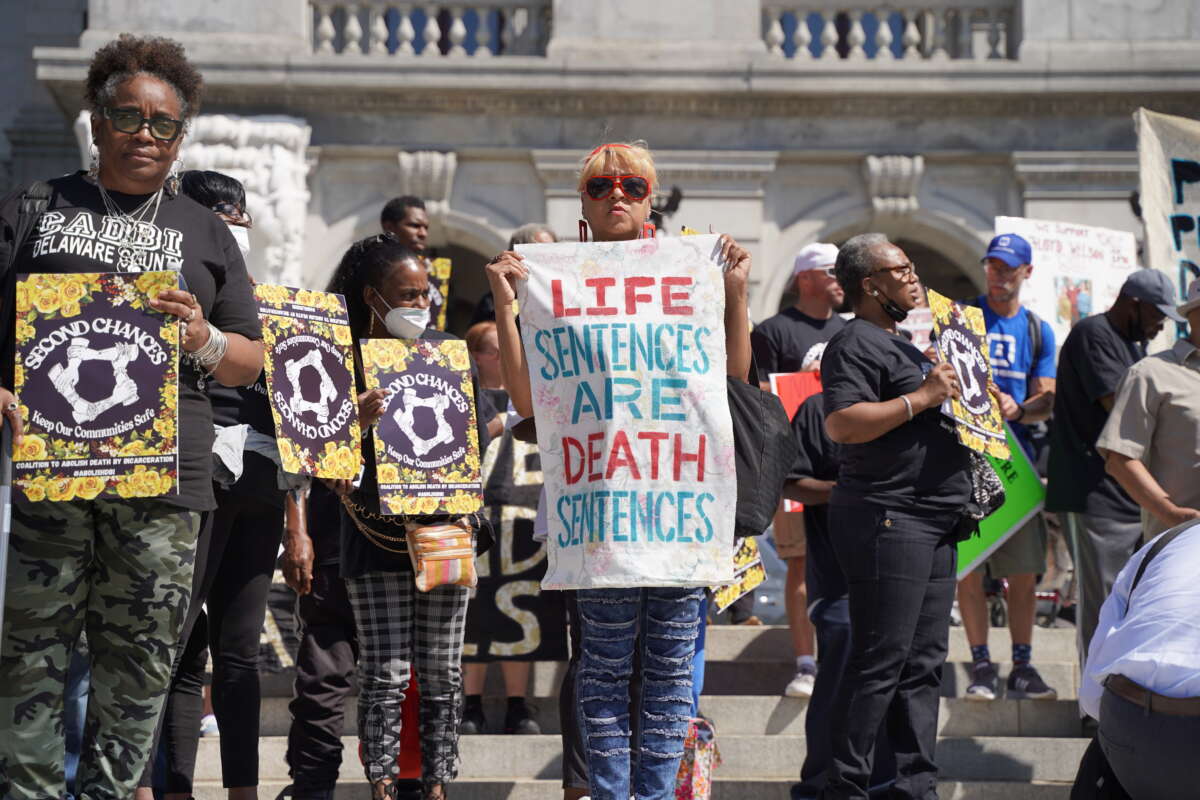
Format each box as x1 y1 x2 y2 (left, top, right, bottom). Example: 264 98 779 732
12 272 180 501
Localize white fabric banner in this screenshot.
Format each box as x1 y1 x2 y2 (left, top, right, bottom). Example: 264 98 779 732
515 235 736 590
993 216 1138 352
1137 108 1200 305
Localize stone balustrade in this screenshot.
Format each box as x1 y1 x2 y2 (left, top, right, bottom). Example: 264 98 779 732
763 2 1017 61
310 0 550 56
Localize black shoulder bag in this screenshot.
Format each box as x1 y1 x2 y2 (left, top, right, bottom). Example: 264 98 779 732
0 181 53 385
727 356 795 538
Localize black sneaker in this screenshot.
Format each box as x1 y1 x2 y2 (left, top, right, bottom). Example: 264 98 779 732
459 702 486 734
1007 664 1058 700
965 660 999 701
504 699 542 734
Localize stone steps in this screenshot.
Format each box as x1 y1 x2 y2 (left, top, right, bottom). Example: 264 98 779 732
256 657 1080 701
193 614 1084 797
702 624 1079 664
194 734 1089 783
257 695 1083 738
193 778 1075 800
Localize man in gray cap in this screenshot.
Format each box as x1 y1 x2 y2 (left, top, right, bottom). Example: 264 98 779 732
1098 277 1200 539
1045 268 1184 686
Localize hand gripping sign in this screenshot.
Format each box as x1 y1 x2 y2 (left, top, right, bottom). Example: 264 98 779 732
926 287 1010 460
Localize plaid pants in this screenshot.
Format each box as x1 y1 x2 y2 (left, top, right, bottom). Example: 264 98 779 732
345 571 469 789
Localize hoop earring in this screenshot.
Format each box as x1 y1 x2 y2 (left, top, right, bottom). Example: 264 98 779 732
641 222 656 240
166 156 184 196
87 144 100 180
578 219 588 242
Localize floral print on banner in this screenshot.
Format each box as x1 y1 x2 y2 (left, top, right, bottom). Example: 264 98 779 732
361 337 482 517
13 271 180 501
256 284 361 479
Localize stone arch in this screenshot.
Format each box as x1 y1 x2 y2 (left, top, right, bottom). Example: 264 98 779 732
759 206 991 318
302 202 510 299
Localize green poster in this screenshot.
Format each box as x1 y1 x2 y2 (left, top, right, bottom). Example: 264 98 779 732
957 424 1046 578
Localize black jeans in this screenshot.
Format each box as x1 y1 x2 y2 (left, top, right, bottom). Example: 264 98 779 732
287 563 359 792
822 505 958 800
796 594 896 798
154 484 285 791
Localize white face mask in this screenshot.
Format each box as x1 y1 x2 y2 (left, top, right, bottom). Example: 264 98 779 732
227 224 251 259
371 288 429 338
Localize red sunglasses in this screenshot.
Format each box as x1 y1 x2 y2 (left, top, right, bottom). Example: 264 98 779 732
584 175 651 201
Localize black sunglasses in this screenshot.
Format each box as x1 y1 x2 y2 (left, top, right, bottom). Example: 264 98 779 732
104 107 184 142
584 175 651 201
213 203 253 228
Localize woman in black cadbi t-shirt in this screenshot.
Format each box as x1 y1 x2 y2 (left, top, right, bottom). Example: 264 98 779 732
0 36 263 800
819 233 967 800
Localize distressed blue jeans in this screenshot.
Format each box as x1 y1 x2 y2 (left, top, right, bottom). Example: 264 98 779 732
576 587 704 800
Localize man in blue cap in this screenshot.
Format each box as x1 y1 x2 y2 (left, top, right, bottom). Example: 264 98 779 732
1046 267 1184 685
958 233 1059 702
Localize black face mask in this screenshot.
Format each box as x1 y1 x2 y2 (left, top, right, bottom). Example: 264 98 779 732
870 283 909 323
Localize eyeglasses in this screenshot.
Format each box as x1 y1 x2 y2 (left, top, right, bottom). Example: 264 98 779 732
872 263 916 279
213 203 253 228
103 107 184 142
584 175 651 201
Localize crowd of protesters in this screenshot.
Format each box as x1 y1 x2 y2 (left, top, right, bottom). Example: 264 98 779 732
0 31 1197 800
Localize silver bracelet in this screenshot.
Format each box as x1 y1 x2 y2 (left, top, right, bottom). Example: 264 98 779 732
187 322 228 372
900 394 914 421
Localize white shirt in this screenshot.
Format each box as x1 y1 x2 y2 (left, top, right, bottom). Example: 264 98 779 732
1080 522 1200 720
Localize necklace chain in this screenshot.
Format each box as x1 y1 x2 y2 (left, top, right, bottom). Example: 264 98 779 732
94 178 164 272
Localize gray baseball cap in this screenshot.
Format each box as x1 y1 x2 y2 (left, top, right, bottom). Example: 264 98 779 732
1119 269 1185 323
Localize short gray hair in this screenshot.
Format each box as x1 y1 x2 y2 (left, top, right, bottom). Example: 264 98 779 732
835 232 892 307
508 223 556 250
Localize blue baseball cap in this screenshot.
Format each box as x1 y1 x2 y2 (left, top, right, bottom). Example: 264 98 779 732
983 233 1032 268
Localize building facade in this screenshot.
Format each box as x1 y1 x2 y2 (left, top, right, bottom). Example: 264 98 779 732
4 0 1199 330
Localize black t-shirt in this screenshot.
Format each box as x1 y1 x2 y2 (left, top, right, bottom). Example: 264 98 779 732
340 328 494 579
210 371 274 436
822 318 970 513
0 173 262 512
307 477 343 567
751 307 846 383
787 392 845 604
1045 314 1143 521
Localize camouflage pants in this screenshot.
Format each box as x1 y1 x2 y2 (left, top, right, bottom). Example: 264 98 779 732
0 499 199 800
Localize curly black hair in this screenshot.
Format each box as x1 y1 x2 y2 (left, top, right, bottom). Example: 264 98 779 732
327 234 424 342
85 34 204 119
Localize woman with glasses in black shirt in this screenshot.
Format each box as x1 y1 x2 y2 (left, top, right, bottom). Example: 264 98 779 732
819 233 967 800
0 35 263 800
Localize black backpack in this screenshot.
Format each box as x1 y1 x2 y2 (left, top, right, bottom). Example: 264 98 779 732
727 362 795 538
0 181 53 385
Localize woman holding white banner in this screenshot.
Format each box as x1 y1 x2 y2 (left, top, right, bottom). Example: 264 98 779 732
485 141 752 800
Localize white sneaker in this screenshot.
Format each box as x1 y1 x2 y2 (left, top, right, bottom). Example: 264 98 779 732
785 667 816 698
199 713 219 737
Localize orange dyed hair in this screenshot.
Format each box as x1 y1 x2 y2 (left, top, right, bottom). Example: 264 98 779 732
577 141 657 194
